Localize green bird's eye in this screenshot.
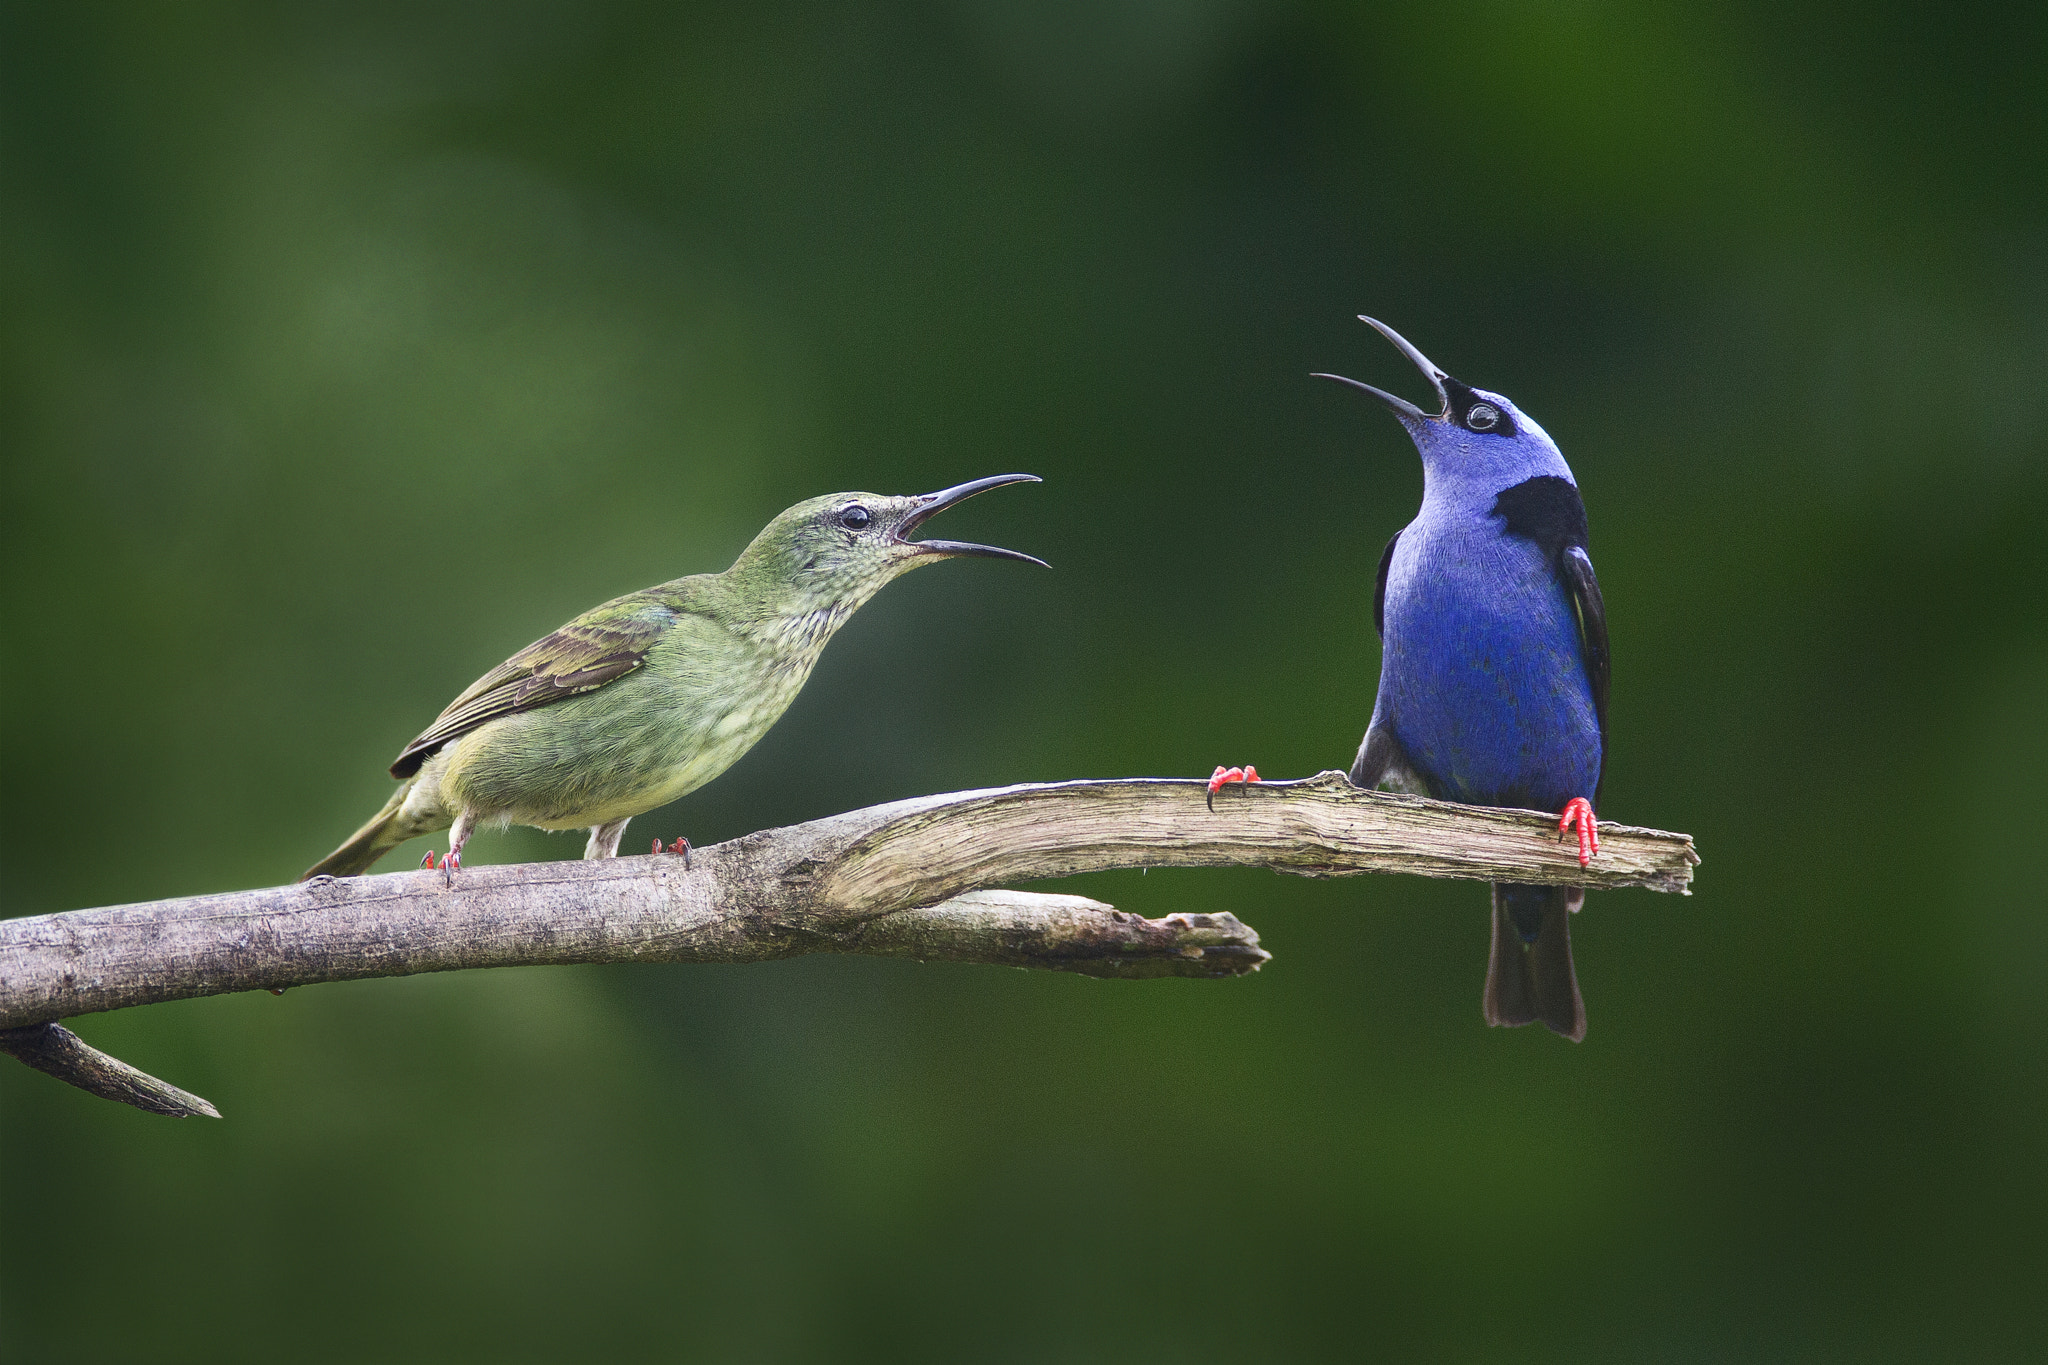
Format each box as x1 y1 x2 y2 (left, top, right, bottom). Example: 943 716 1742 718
1466 403 1500 431
838 505 872 530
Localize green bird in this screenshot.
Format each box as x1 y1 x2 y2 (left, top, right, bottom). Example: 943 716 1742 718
304 475 1044 880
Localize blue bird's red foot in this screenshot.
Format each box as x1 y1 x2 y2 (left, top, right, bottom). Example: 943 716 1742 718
1206 764 1261 811
1558 797 1598 868
653 836 693 870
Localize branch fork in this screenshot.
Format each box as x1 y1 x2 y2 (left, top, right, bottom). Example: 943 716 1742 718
0 772 1698 1117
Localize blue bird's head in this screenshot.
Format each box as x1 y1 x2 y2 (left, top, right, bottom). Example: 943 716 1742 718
1316 317 1573 504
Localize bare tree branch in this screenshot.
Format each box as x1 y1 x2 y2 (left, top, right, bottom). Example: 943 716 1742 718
1 773 1698 1116
0 1023 221 1118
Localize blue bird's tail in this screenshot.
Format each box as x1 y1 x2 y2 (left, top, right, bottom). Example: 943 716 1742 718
1485 884 1586 1042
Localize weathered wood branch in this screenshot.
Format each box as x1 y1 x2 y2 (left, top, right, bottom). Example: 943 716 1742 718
0 1022 222 1118
0 773 1697 1117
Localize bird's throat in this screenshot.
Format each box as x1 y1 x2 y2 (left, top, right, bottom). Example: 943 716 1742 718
748 599 864 660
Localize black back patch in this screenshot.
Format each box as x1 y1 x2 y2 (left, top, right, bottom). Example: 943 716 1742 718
1491 475 1588 556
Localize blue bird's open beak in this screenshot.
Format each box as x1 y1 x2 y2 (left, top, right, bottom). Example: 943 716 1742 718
895 474 1049 567
1312 316 1451 421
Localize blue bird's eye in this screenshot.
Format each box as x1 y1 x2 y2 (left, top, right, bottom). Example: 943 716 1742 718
1466 403 1500 431
838 504 872 530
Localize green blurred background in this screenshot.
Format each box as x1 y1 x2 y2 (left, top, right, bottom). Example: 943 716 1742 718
4 1 2045 1359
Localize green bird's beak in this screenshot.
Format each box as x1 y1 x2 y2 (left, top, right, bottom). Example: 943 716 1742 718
895 474 1049 567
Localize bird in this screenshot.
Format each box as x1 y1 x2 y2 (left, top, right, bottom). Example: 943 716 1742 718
1316 318 1609 1041
303 475 1045 881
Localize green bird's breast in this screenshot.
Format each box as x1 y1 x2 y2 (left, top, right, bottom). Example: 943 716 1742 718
430 616 825 832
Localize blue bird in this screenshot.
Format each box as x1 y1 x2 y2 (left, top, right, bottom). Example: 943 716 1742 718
1317 317 1609 1041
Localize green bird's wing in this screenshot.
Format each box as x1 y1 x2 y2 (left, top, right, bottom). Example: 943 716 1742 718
389 588 684 779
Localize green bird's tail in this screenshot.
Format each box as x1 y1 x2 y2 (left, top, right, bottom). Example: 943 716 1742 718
302 779 446 880
1483 883 1587 1042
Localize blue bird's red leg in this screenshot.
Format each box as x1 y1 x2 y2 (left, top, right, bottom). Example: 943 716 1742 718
1558 797 1598 868
1206 765 1262 811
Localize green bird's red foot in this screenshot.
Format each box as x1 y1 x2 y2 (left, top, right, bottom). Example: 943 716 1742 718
421 847 462 883
652 836 693 870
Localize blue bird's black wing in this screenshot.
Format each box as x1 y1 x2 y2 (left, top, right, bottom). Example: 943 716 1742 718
1373 531 1399 639
1560 545 1609 731
1560 543 1609 798
1351 530 1432 793
1492 474 1609 797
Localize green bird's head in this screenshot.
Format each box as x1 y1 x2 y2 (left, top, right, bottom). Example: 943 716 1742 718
728 474 1046 621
